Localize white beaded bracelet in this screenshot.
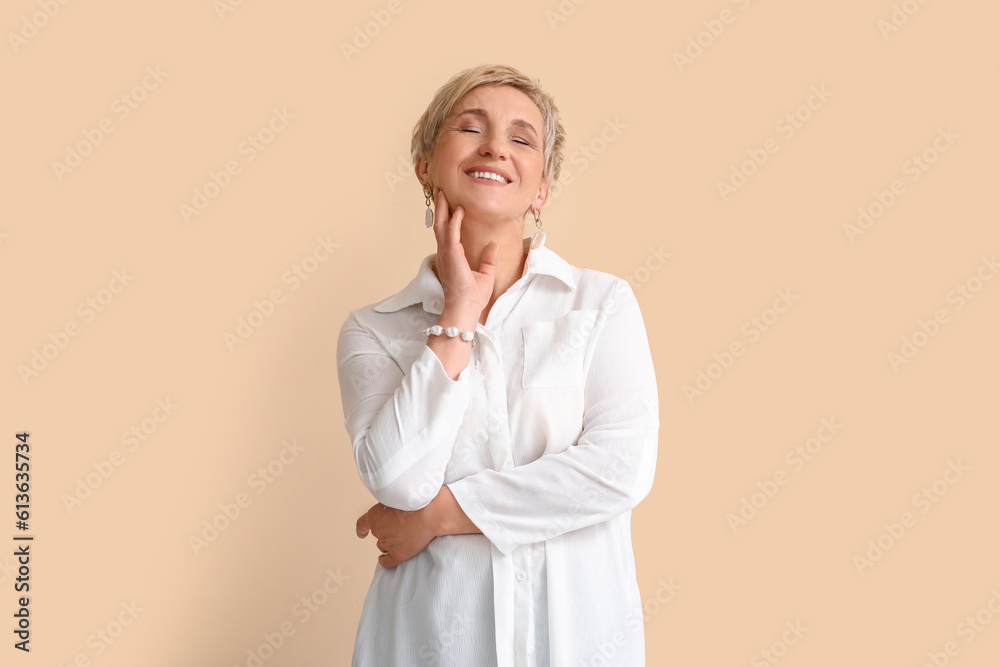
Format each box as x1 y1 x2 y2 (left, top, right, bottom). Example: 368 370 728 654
422 325 475 343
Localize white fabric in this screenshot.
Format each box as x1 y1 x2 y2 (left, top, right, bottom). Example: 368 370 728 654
337 230 660 666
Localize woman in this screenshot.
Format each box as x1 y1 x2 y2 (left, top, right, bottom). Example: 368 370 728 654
337 64 659 666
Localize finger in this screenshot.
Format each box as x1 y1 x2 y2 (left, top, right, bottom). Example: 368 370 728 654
433 187 450 230
356 512 370 538
378 552 398 569
448 205 464 247
478 241 499 280
432 187 450 252
435 186 452 217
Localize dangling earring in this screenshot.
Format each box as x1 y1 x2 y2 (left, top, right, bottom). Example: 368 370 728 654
532 206 543 231
423 184 434 228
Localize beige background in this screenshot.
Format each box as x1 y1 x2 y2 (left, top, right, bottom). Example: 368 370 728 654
3 0 998 665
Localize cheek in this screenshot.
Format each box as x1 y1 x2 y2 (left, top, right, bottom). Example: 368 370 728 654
519 159 545 183
432 145 468 176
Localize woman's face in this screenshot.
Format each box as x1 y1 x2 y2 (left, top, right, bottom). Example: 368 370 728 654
418 84 548 223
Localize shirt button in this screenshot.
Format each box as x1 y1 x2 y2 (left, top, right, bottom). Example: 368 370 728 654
527 646 535 655
515 571 526 582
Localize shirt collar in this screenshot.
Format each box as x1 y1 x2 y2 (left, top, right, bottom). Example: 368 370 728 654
373 231 576 315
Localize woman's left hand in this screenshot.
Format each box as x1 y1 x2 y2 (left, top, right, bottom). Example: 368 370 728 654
355 502 437 569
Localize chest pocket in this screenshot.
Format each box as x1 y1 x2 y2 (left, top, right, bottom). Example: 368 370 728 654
389 338 428 375
521 309 598 389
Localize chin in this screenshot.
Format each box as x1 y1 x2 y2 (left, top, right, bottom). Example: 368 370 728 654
454 199 517 219
464 209 521 225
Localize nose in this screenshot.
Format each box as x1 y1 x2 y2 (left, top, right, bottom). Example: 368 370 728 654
479 128 508 160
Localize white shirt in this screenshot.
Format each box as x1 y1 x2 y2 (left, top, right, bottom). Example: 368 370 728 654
337 230 659 666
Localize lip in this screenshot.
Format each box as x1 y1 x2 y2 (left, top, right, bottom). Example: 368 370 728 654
465 165 513 184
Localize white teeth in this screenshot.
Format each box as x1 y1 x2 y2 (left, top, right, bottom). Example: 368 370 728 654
470 171 507 183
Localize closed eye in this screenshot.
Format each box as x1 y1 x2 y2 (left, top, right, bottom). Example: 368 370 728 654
461 127 533 148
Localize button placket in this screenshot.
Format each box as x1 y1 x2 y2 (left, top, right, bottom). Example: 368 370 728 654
512 545 531 666
510 544 539 666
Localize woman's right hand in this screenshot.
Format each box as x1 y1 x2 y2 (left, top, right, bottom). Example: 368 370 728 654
430 187 499 318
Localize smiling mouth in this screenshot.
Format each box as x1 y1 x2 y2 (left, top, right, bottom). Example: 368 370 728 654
466 170 510 185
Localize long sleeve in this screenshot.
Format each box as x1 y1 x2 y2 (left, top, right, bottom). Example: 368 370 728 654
336 311 474 510
446 278 659 555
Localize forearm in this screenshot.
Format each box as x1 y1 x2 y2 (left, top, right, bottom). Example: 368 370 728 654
350 377 467 509
445 424 658 554
428 485 482 536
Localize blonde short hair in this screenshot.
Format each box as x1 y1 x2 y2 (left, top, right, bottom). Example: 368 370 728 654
410 64 566 188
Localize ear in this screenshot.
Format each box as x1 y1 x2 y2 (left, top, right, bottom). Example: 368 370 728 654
532 180 550 210
414 155 430 188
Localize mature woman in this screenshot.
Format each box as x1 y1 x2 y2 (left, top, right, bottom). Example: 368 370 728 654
337 64 659 666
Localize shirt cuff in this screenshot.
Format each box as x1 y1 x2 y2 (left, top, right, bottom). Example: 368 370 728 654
421 340 474 385
447 480 519 555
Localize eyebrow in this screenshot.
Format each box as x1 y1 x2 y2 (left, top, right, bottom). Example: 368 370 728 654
455 108 538 138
